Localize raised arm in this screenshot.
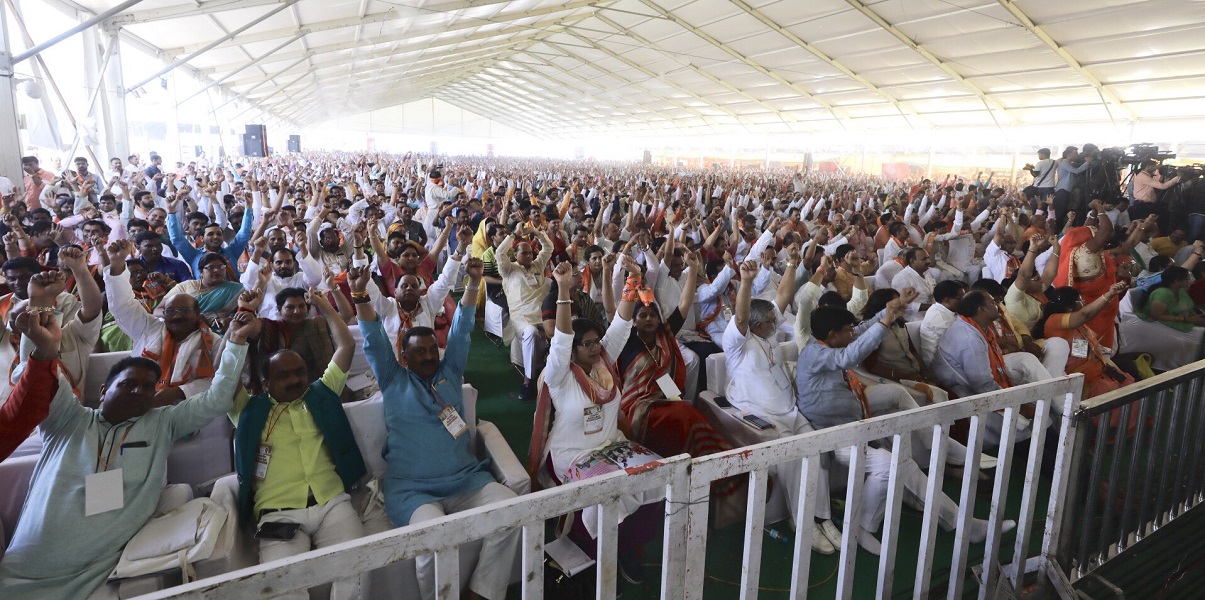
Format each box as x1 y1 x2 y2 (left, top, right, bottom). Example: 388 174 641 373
58 247 101 323
775 244 800 314
678 251 699 318
349 265 403 389
733 260 760 336
311 289 352 372
1083 200 1114 253
102 241 158 340
1065 282 1128 329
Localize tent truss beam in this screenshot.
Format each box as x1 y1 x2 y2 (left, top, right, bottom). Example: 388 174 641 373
994 0 1139 122
841 0 1015 126
125 0 300 93
632 0 847 127
164 0 602 56
725 0 930 128
590 13 808 130
200 11 594 75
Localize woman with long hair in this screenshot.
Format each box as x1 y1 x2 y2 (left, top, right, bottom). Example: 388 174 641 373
1036 284 1135 398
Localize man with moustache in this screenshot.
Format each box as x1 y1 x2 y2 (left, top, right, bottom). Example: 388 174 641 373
229 285 366 600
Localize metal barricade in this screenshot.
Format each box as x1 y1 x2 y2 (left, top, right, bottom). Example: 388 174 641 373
135 455 692 600
1055 359 1205 583
132 376 1093 599
683 376 1083 600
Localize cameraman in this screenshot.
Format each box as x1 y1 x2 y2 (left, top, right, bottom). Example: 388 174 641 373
1054 145 1093 230
1026 148 1056 199
1131 158 1181 223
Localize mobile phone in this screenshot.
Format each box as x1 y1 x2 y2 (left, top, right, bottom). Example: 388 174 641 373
712 395 732 408
742 414 774 430
255 521 301 541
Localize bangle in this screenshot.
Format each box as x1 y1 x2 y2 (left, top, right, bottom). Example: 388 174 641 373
350 290 369 301
26 305 55 313
786 261 798 268
465 286 479 292
556 299 572 305
354 245 364 250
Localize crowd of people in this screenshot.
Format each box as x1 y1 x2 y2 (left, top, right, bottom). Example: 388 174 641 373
0 145 1202 599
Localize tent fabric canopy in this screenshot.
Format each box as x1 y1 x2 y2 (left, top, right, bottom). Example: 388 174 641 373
76 0 1205 135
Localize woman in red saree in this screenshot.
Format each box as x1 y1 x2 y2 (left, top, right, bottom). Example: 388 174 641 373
1054 202 1155 350
1037 285 1135 398
615 252 746 527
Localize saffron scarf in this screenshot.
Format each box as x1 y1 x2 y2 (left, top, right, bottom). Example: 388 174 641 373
960 316 1011 389
142 327 217 391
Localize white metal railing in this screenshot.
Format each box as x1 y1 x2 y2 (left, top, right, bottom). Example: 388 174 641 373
134 454 692 600
683 375 1083 600
1055 358 1205 583
133 376 1084 600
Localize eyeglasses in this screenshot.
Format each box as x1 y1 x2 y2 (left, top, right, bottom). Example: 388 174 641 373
163 307 196 316
577 338 602 348
202 263 227 272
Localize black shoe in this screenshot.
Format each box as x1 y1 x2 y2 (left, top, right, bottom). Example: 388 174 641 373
617 551 645 585
518 381 536 402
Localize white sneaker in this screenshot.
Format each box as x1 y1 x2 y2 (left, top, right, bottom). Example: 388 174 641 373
978 454 998 470
810 522 835 554
819 519 844 553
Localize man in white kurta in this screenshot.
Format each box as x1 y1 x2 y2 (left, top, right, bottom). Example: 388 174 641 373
724 264 838 554
240 247 323 320
104 249 224 402
496 230 552 393
364 253 463 360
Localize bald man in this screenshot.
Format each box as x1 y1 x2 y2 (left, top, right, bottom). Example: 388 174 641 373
103 240 225 406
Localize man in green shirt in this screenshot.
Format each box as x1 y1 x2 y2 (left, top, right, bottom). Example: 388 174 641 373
230 288 367 600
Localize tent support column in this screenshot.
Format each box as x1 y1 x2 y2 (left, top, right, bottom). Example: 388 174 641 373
101 29 129 161
4 0 101 167
0 0 23 182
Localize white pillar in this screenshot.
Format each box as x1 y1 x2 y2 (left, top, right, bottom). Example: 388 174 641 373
101 27 129 162
81 24 104 163
0 2 24 182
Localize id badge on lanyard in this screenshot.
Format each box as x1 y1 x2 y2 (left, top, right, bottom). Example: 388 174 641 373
583 405 604 435
1071 336 1089 359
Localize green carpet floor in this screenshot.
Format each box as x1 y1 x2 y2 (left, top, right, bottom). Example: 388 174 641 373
462 324 1057 599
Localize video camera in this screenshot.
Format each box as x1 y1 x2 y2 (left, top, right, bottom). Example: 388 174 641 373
1122 143 1176 165
1161 164 1205 180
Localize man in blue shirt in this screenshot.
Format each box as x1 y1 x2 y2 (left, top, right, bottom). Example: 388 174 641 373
1053 146 1094 231
351 260 518 600
164 188 255 278
134 231 193 282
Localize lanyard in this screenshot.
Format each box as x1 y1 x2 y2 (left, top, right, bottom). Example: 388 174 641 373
95 424 134 473
263 403 293 442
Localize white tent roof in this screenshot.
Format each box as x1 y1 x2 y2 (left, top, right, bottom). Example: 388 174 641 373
74 0 1205 136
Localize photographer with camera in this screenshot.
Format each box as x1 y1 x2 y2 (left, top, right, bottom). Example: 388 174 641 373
1054 146 1094 231
1130 158 1181 223
1024 148 1056 199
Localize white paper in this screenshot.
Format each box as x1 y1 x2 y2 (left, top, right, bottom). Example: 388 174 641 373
85 469 124 516
655 373 682 400
545 535 595 577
